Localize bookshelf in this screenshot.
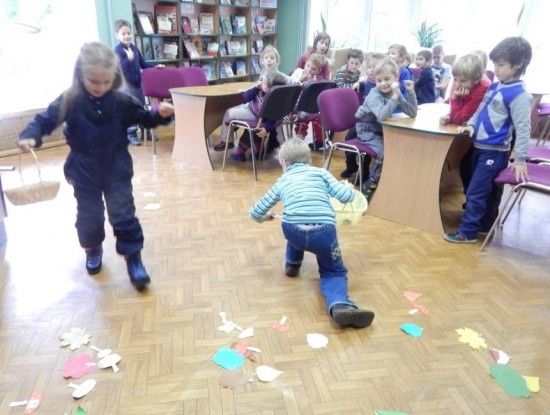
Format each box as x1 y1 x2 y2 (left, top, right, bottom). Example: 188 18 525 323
132 0 278 83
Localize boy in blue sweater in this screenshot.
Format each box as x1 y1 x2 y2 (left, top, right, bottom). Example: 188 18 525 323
444 37 532 243
114 19 164 145
249 138 375 329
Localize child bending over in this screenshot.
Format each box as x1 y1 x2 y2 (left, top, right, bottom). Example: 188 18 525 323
249 138 375 329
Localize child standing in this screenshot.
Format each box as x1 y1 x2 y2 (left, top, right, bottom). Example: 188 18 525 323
114 19 164 146
355 58 417 199
249 138 375 329
413 49 436 104
431 44 452 102
291 32 331 80
334 49 364 88
444 37 532 243
18 42 174 290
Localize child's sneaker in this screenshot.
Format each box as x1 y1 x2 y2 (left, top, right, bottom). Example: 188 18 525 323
340 166 358 178
443 231 477 244
214 141 234 152
331 304 375 328
284 262 301 277
361 181 377 201
85 246 103 275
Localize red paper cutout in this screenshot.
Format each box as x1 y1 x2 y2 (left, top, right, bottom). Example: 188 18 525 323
233 340 249 356
403 291 422 301
412 303 429 314
270 322 290 332
63 355 96 379
24 392 41 415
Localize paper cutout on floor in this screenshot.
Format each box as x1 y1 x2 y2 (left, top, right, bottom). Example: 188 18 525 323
455 327 487 349
63 355 96 378
212 347 245 370
232 340 249 356
97 353 122 372
374 411 408 415
408 309 419 315
400 323 423 337
218 369 250 388
60 328 92 350
90 345 112 359
218 311 237 333
75 406 88 415
256 365 283 382
490 348 511 364
237 326 254 338
9 400 28 407
307 333 329 348
403 291 422 301
411 303 429 314
523 375 540 393
270 315 290 332
143 203 161 211
23 392 41 415
68 379 97 399
247 346 261 353
489 364 531 398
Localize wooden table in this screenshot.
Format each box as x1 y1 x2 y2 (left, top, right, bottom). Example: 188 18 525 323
368 103 467 235
170 82 252 170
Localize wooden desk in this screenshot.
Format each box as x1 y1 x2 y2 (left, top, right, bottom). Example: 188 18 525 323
368 103 467 235
170 82 252 170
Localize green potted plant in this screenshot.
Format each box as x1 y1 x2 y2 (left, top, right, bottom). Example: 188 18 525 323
413 20 443 48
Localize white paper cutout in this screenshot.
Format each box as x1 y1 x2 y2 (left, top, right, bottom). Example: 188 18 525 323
256 365 283 382
68 379 96 399
90 345 112 359
143 203 161 211
307 333 329 349
97 353 122 372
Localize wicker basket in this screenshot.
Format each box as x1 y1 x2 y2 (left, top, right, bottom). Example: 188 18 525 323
331 189 368 225
3 149 60 206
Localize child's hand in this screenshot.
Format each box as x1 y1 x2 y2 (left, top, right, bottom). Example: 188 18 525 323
264 210 277 221
403 80 415 92
157 102 174 118
457 125 474 137
255 81 262 88
454 87 470 97
440 115 450 125
18 138 36 152
255 127 268 138
155 64 165 69
352 82 360 91
511 163 528 183
125 48 134 61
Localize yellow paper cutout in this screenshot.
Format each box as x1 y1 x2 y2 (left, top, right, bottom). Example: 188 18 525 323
523 375 540 392
455 327 487 349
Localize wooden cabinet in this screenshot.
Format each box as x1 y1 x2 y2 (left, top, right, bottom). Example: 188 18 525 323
132 0 278 83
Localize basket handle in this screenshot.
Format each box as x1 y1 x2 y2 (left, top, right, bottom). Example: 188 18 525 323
16 149 44 186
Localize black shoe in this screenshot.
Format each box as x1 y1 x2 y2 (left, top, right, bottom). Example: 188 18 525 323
214 141 234 152
361 181 377 201
125 252 151 290
128 134 141 146
340 167 358 178
85 246 103 275
284 262 301 277
331 304 375 328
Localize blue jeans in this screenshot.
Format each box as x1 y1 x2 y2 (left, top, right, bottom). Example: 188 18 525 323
459 148 509 239
281 222 357 315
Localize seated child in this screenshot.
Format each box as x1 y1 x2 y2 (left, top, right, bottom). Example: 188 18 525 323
413 49 436 104
431 44 452 102
334 49 364 88
387 44 414 100
291 32 331 80
355 58 417 199
249 138 375 329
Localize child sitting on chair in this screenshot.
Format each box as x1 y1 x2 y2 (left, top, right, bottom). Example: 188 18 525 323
249 138 375 329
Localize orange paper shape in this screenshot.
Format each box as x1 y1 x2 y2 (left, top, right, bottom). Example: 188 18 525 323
24 392 41 415
270 322 290 332
403 291 422 301
411 303 429 314
232 340 249 356
63 355 96 379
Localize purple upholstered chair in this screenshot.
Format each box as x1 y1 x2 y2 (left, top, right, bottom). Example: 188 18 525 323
317 87 378 187
480 163 550 251
178 66 209 87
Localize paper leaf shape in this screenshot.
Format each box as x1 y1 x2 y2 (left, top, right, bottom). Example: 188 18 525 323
375 411 409 415
256 365 283 382
403 291 422 301
411 303 429 314
24 392 41 415
523 375 540 393
490 348 511 364
212 347 245 370
307 333 329 348
75 406 88 415
401 323 423 337
489 364 531 398
271 316 290 332
238 327 254 338
143 203 161 211
68 379 97 399
218 369 250 388
63 355 96 379
60 328 91 350
97 353 122 372
455 327 487 349
232 340 249 356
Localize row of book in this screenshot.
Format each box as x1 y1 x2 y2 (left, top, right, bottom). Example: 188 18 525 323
184 0 277 6
220 15 246 35
181 13 214 34
137 37 178 61
181 59 260 80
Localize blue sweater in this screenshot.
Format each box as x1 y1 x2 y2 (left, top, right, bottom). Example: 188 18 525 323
250 163 354 225
114 42 152 90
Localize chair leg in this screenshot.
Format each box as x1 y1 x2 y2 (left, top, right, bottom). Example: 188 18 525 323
249 130 258 181
500 188 525 225
357 153 363 188
222 125 234 172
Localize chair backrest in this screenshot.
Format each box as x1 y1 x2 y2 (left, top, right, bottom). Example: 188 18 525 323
295 80 337 113
258 84 302 122
178 66 209 87
410 67 421 80
141 67 187 100
317 87 360 133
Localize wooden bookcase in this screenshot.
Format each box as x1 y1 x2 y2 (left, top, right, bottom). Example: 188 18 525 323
132 0 278 83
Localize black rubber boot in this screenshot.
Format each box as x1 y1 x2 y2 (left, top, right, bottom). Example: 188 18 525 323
125 252 151 291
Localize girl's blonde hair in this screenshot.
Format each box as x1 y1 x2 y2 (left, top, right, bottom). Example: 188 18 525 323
374 57 399 77
60 42 124 122
278 137 311 165
471 49 488 71
260 45 280 65
452 54 484 84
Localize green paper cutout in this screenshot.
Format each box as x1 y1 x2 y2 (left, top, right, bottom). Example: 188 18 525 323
489 364 531 398
75 406 88 415
400 323 422 337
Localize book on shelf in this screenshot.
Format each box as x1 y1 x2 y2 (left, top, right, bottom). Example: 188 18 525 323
154 3 177 34
132 3 144 35
199 13 214 34
182 38 200 58
223 61 234 77
141 37 153 60
196 0 216 3
201 63 216 80
251 58 261 74
152 37 165 60
137 12 155 35
220 0 232 4
259 0 277 7
253 15 266 34
253 39 263 53
235 0 250 5
163 42 178 59
192 36 205 56
235 60 246 76
231 15 246 35
181 16 193 34
190 18 200 34
220 16 233 35
206 40 219 57
263 19 276 34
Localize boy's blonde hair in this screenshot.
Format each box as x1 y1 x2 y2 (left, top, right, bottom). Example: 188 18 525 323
471 49 488 71
452 54 484 83
374 57 399 77
114 19 131 32
362 52 385 77
260 45 280 64
307 52 325 71
388 44 408 62
278 137 312 165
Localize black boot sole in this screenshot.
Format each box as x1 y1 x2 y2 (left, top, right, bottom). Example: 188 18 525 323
333 308 375 328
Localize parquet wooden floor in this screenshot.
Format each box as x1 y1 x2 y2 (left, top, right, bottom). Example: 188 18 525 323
0 129 549 415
